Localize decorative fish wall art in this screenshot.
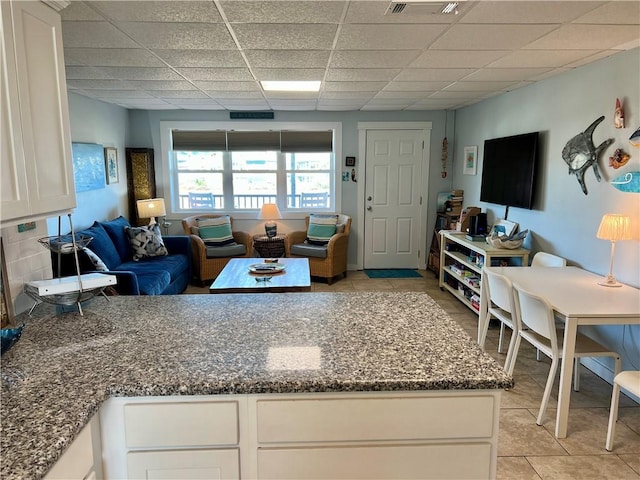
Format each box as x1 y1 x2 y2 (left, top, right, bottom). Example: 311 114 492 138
630 126 640 147
561 116 614 195
612 171 640 193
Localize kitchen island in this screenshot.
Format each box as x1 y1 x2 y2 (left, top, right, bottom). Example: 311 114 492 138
1 292 512 480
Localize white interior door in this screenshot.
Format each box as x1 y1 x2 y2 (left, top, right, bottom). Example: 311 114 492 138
364 130 423 269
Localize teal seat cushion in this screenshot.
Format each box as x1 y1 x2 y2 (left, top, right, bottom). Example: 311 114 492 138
206 242 246 258
290 243 328 259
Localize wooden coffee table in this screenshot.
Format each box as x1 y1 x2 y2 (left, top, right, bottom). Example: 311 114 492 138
209 258 311 294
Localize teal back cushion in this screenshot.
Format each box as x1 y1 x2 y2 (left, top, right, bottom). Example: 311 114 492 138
306 214 338 245
196 216 235 246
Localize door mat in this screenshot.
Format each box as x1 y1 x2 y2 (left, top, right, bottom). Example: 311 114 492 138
364 269 423 279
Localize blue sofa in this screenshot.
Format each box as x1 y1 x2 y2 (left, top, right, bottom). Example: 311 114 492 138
55 216 191 295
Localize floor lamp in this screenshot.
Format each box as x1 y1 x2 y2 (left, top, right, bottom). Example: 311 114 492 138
596 213 631 287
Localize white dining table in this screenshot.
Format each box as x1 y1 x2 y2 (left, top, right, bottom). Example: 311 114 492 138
480 266 640 438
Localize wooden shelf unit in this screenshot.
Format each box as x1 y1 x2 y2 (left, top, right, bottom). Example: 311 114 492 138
439 231 530 317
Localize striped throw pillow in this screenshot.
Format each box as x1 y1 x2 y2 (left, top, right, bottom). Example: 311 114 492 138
197 216 235 246
306 214 338 245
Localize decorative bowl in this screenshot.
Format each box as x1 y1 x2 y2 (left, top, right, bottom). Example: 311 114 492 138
485 235 524 250
1 324 25 355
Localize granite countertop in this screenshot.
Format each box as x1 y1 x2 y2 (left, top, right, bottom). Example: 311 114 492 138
1 291 512 480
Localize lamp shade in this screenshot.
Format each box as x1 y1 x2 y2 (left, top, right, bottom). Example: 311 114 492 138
596 214 632 241
136 198 166 219
258 203 282 220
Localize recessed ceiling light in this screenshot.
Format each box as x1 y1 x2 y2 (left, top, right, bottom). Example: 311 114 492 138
441 2 459 14
261 81 321 92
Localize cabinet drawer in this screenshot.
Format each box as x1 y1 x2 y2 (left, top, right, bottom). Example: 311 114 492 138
258 443 492 479
128 448 239 480
257 395 495 443
124 401 238 448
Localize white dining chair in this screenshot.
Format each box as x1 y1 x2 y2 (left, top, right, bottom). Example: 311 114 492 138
509 284 621 425
531 252 567 267
606 371 640 451
531 252 567 362
479 268 519 372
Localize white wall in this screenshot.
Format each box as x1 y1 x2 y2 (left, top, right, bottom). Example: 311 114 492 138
48 93 130 234
126 109 454 267
452 48 640 375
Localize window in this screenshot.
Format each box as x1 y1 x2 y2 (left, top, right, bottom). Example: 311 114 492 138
161 122 340 216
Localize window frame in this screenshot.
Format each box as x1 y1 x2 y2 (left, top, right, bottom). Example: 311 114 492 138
159 121 342 220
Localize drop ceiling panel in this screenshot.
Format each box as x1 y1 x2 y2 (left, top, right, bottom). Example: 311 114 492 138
394 68 476 82
232 24 338 49
430 24 559 50
336 24 447 50
152 50 246 68
62 21 139 48
115 22 236 50
487 49 601 68
175 68 253 81
525 24 640 50
409 50 510 68
459 1 602 24
244 50 331 68
221 0 346 23
253 68 325 81
90 1 223 22
330 50 421 68
326 69 400 81
64 48 165 67
59 0 640 111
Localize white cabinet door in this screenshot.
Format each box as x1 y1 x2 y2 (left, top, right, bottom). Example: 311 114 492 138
0 0 29 220
44 415 102 480
0 0 75 225
127 449 240 480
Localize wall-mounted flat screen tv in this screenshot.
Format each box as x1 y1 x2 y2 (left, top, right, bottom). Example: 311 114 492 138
480 132 539 210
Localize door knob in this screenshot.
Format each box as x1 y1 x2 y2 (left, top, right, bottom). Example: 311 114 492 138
367 206 372 211
367 196 372 201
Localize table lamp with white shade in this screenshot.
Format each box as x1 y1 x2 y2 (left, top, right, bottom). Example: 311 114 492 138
596 213 632 287
136 198 166 226
258 203 282 237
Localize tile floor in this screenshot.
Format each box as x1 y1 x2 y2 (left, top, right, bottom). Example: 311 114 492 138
185 270 640 479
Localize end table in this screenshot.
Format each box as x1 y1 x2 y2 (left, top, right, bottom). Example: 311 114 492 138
253 234 287 258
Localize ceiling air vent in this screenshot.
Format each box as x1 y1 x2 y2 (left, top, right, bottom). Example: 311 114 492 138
385 1 464 16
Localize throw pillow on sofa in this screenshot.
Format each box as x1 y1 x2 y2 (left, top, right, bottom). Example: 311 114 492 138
196 216 235 246
83 247 108 271
125 223 169 261
306 214 338 245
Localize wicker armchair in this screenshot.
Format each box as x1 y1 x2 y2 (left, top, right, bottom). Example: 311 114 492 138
182 214 253 285
286 214 351 284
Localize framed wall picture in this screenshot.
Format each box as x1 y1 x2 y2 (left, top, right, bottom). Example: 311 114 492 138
105 147 119 184
72 142 106 192
345 156 356 167
463 146 477 175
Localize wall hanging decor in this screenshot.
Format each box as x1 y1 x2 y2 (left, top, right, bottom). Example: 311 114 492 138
104 147 119 184
612 172 640 193
561 116 613 195
614 98 624 128
608 148 630 169
72 142 106 192
630 126 640 147
463 146 477 175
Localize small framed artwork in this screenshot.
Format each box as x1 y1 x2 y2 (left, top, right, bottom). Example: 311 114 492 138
463 146 477 175
345 156 356 167
104 147 119 184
